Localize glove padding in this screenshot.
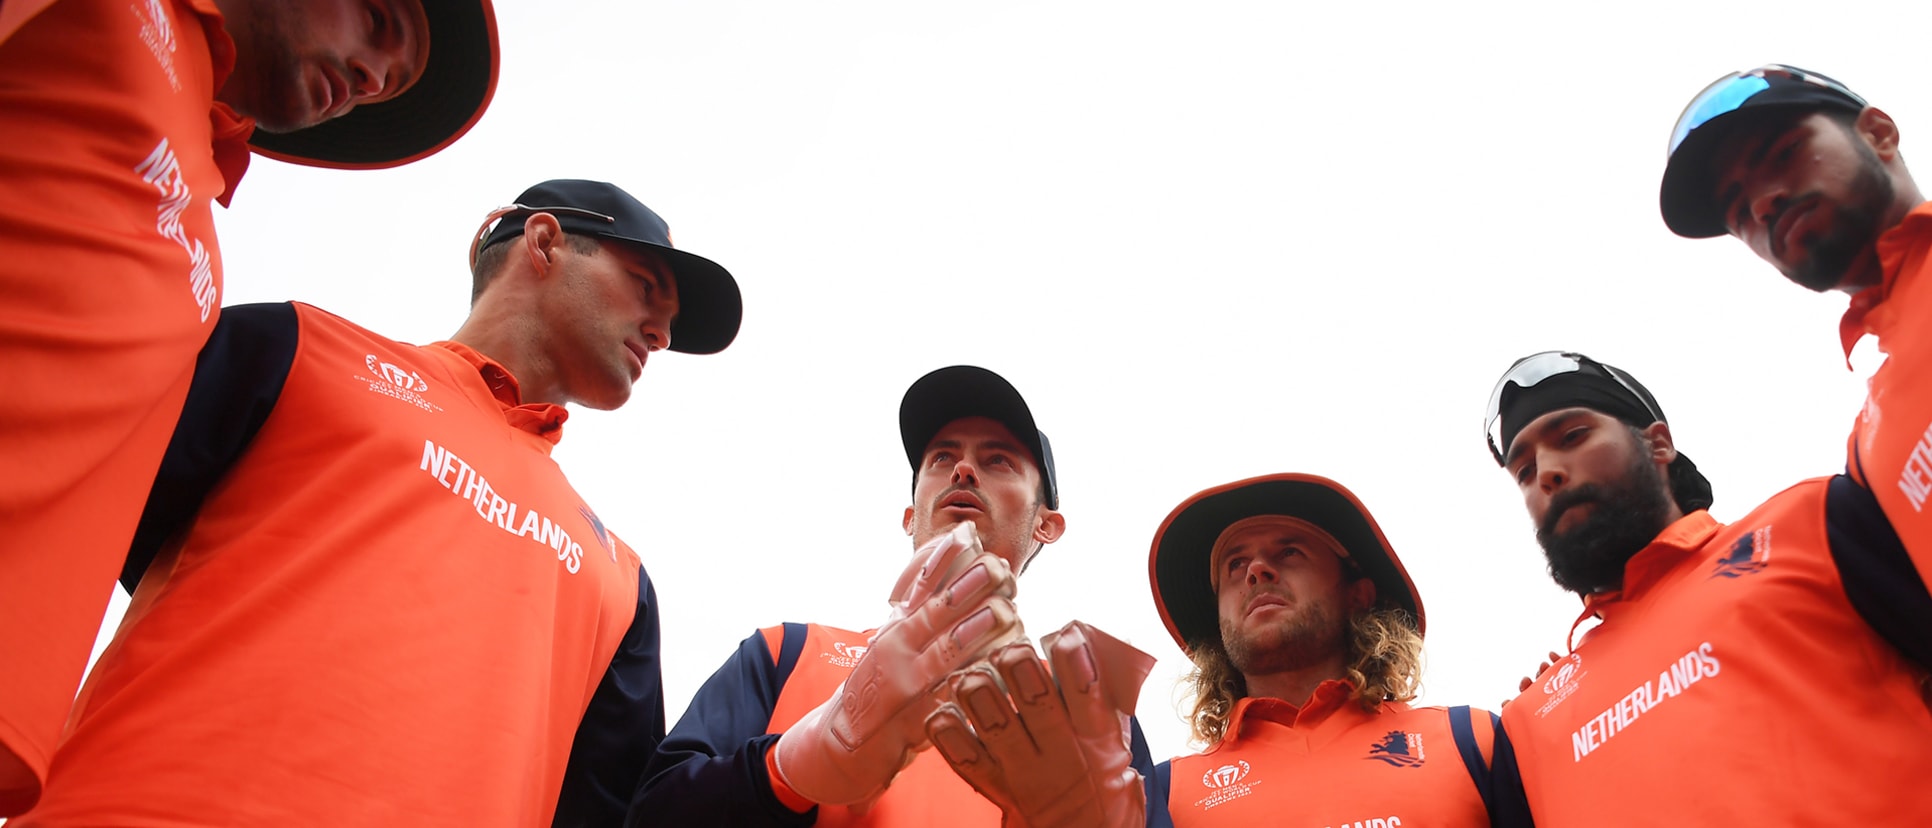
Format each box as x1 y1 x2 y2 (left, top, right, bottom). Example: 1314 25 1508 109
924 620 1155 828
772 522 1024 806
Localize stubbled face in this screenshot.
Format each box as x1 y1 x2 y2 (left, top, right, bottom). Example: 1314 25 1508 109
905 417 1052 573
218 0 433 132
542 239 678 410
1504 408 1678 594
1709 112 1895 292
1212 522 1359 679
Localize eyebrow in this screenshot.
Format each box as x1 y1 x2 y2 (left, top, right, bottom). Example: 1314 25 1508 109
981 439 1028 457
1713 128 1791 225
923 438 1029 462
1502 409 1591 468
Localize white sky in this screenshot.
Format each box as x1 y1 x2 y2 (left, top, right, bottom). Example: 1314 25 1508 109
88 0 1926 765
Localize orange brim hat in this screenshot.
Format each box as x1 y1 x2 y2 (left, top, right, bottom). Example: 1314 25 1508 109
1148 473 1423 653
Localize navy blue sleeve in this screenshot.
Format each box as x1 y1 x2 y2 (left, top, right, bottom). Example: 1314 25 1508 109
123 302 297 590
553 566 668 827
1145 757 1173 828
1126 715 1156 823
1826 473 1932 669
629 624 814 828
1487 719 1534 828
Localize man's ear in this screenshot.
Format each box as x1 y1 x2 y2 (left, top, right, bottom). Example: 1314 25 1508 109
522 213 566 275
1642 421 1678 466
1346 574 1377 614
902 506 915 536
1858 106 1902 162
1032 508 1066 545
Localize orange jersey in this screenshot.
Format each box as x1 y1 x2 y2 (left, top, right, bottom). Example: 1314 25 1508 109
17 303 650 826
1151 682 1495 828
0 0 252 813
1497 486 1932 824
1843 199 1932 647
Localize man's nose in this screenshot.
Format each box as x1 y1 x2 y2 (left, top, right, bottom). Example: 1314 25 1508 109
640 317 670 353
1245 558 1277 585
950 459 980 487
1537 461 1568 496
1748 187 1788 231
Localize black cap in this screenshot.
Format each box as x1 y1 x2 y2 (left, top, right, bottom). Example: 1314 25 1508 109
475 179 743 355
1661 64 1868 238
899 366 1058 510
249 0 500 169
1149 473 1423 653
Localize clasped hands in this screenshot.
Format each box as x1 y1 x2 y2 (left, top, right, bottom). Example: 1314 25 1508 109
771 522 1151 827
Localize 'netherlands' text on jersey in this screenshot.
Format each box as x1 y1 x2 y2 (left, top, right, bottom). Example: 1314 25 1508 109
14 303 664 827
0 0 255 812
1494 483 1932 824
632 621 1158 826
1148 681 1499 828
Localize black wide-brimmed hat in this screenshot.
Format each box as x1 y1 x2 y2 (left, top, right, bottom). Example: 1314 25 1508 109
250 0 499 168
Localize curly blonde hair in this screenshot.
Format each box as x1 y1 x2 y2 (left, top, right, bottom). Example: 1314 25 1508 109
1183 603 1422 746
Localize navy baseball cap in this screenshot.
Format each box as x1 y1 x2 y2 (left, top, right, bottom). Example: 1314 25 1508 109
899 366 1058 510
1149 473 1423 653
251 0 500 169
471 179 743 355
1660 64 1868 239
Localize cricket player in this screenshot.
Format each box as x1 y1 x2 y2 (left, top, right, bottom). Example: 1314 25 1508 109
0 0 500 811
1484 350 1932 824
14 179 740 826
1144 473 1505 827
632 365 1155 827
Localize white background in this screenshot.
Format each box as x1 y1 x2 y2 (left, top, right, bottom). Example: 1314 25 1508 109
90 0 1923 764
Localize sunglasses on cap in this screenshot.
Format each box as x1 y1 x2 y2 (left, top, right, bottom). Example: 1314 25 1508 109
468 203 617 270
1667 64 1866 159
1483 351 1664 466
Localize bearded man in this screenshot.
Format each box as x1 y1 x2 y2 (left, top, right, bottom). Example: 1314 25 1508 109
1484 350 1932 825
1143 473 1507 827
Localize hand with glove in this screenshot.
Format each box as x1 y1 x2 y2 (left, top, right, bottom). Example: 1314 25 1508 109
924 621 1155 828
771 521 1026 807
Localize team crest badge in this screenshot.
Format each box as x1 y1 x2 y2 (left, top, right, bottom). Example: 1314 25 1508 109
579 506 615 562
1364 731 1425 768
1710 527 1770 579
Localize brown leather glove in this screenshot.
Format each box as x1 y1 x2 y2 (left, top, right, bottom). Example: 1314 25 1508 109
772 523 1025 806
925 621 1154 828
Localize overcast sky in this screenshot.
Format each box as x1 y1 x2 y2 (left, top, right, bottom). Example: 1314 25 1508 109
89 0 1926 763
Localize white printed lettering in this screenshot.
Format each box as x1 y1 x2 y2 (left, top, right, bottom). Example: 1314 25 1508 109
1896 422 1932 512
1571 642 1721 763
418 439 592 575
134 138 217 320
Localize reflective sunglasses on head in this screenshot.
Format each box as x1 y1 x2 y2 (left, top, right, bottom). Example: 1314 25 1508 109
1483 351 1664 466
468 203 617 269
1667 64 1866 159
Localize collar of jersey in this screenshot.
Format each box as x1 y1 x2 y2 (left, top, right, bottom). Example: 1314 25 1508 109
430 340 569 442
1578 510 1722 631
1221 679 1399 748
1839 199 1932 361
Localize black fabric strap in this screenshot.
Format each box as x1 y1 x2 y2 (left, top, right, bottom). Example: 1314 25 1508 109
773 622 808 685
1826 473 1932 668
1450 705 1492 815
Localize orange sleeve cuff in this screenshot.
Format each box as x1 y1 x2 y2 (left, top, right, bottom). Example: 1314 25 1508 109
764 743 816 814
